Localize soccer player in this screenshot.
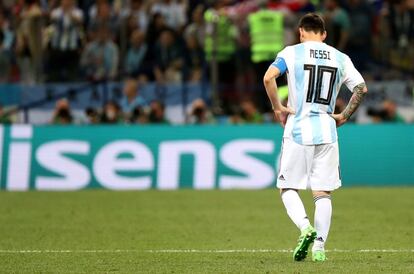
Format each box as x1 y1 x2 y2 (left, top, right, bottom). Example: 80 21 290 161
263 13 367 262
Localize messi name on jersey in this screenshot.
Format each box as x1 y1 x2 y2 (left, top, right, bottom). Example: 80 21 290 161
310 49 331 60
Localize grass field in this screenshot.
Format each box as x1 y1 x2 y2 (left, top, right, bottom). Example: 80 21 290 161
0 188 413 273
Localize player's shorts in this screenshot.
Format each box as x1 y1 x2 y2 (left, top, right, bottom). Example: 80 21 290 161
276 137 341 191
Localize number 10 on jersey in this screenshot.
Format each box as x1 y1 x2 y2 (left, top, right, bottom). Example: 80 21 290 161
304 64 338 105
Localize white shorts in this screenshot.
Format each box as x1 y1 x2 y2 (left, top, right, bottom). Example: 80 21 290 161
277 137 341 191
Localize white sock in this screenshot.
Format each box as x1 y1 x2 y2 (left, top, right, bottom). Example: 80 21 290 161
313 195 332 251
281 190 310 231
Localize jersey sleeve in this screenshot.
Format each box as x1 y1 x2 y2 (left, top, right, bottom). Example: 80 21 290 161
271 48 289 75
343 55 364 92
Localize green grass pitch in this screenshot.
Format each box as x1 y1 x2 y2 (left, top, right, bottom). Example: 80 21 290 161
0 188 413 273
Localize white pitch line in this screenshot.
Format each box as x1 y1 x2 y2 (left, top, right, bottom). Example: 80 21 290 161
145 249 414 253
145 249 292 253
0 250 138 254
0 249 413 254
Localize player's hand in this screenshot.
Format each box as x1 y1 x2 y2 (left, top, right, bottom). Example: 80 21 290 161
274 106 295 128
331 113 348 127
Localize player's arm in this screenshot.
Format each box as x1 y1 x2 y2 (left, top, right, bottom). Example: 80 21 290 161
331 83 368 127
263 66 282 110
263 59 294 127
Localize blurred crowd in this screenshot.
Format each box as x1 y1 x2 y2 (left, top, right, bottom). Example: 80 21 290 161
0 0 413 124
43 78 410 125
48 78 269 125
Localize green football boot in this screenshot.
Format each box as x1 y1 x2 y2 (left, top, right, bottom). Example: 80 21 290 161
312 250 327 262
293 226 317 261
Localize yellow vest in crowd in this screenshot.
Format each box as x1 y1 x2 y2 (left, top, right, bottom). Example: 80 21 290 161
248 10 284 63
204 9 236 62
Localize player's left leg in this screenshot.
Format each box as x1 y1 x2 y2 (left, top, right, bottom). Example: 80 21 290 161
311 190 332 262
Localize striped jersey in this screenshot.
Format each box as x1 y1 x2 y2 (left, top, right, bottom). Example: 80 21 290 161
272 41 364 145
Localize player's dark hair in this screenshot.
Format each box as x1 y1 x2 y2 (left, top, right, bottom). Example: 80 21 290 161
298 13 326 34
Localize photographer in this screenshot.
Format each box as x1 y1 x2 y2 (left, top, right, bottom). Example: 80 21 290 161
51 98 73 124
189 98 214 124
367 99 406 123
100 100 124 124
148 100 169 124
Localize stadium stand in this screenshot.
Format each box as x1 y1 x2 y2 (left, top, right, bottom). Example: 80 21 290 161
0 0 412 124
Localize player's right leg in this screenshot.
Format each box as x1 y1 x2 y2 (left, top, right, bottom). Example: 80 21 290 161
280 189 316 261
277 138 316 261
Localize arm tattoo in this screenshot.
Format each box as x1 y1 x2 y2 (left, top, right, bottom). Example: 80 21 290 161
342 83 367 120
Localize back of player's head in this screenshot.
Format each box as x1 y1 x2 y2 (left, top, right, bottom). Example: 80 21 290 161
298 13 326 34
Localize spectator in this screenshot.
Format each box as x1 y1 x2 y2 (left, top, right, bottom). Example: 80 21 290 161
387 0 414 49
101 100 123 123
204 1 238 113
120 78 146 114
81 27 119 81
228 107 244 124
367 99 406 123
189 98 214 124
88 0 112 20
89 1 119 40
384 0 414 72
183 35 204 82
323 0 350 51
186 0 204 17
120 0 150 32
124 29 149 78
118 0 149 57
43 0 60 13
148 100 169 123
184 4 205 47
0 12 14 51
15 0 44 84
85 107 100 124
345 0 374 70
0 30 12 82
129 105 147 124
51 98 73 124
1 0 15 11
151 0 188 31
381 100 406 123
153 29 183 83
240 100 263 123
47 0 84 82
88 0 119 40
0 103 12 124
146 13 168 50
